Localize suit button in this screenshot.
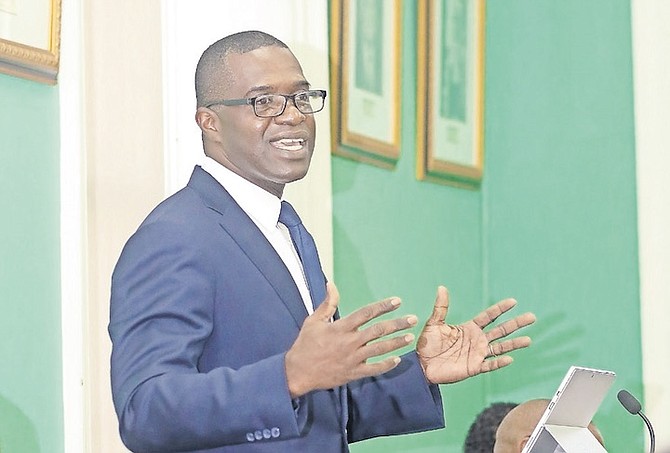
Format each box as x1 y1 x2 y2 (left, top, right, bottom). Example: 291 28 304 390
263 429 271 439
254 430 263 440
271 427 280 438
246 432 254 442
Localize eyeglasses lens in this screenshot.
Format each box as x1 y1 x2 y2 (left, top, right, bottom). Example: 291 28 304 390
253 92 324 117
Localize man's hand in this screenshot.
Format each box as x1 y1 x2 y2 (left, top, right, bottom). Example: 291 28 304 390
416 286 536 384
285 282 417 398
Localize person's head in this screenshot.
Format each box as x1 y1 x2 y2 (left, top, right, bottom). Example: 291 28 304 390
194 30 324 197
464 402 518 453
493 399 605 453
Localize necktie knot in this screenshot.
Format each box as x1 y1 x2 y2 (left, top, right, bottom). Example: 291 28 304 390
279 200 301 228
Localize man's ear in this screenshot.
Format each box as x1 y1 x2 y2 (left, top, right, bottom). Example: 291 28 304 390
195 107 219 135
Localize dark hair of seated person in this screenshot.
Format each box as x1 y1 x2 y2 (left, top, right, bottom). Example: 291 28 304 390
464 402 519 452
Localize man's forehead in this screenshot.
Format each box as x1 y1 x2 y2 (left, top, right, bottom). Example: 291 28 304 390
222 48 307 92
226 47 301 72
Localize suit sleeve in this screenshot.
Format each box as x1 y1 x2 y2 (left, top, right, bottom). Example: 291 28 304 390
109 220 306 452
346 351 445 443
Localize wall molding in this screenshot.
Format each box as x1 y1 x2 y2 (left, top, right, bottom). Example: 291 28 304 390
632 0 670 450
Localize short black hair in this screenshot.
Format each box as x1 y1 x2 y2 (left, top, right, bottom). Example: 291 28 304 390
195 30 290 107
463 402 518 453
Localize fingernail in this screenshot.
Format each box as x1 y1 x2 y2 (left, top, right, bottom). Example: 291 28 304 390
391 298 401 307
404 333 415 343
406 315 418 325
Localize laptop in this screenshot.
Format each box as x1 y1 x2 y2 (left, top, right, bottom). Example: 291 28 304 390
522 365 616 453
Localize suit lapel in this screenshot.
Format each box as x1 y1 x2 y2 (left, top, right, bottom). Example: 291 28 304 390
188 166 309 327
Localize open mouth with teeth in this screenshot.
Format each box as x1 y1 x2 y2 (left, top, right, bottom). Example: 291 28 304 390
271 138 306 151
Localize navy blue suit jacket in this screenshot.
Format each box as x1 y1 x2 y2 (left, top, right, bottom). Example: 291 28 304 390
109 166 444 452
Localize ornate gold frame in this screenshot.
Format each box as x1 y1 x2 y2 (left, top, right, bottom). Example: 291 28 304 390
416 0 485 188
0 0 62 84
330 0 402 169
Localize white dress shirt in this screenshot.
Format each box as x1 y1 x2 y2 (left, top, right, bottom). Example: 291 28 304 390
200 157 314 314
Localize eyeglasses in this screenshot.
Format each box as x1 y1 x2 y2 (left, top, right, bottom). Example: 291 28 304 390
205 89 327 118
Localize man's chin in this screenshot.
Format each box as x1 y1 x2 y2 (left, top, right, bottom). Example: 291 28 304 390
283 169 310 184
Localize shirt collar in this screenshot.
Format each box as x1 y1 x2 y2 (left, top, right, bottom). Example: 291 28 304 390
200 156 281 230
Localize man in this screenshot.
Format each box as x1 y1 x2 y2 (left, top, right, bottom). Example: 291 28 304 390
493 399 605 453
464 402 519 452
109 30 536 452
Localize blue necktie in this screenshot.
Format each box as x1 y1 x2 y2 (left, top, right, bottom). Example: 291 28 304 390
280 202 347 434
279 201 327 308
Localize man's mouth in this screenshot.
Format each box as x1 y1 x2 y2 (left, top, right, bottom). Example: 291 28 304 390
271 138 306 151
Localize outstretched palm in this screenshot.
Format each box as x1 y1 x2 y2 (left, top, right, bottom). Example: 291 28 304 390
416 286 536 384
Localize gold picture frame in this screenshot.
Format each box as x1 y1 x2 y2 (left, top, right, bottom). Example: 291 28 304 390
416 0 485 188
330 0 402 169
0 0 62 84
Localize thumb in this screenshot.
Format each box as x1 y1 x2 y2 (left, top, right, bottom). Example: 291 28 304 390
313 281 339 321
426 285 449 326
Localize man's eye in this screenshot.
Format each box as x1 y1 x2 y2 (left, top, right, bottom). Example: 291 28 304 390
255 96 273 106
295 93 311 104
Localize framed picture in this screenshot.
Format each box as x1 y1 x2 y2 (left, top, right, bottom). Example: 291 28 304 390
0 0 62 84
416 0 485 188
330 0 402 168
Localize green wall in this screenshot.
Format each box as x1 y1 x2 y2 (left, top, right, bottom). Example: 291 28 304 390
0 73 63 452
332 1 642 451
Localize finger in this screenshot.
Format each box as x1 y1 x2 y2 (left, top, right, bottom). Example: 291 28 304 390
485 312 536 342
358 315 418 345
312 282 340 322
426 285 449 326
355 333 416 363
351 356 402 380
472 298 518 329
488 336 532 357
480 355 514 374
338 296 402 330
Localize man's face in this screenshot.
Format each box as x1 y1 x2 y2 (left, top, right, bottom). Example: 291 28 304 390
203 46 317 197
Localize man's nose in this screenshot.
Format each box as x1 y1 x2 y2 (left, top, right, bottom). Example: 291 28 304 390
275 100 306 125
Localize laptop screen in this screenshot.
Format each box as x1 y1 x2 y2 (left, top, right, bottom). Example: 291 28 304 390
522 366 616 452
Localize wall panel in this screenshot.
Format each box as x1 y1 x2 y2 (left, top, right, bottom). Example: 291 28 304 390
0 74 63 452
